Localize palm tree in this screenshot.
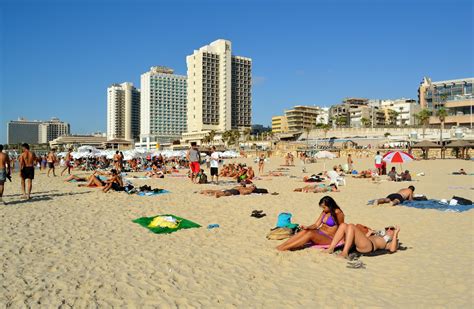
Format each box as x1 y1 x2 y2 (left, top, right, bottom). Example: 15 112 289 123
243 128 251 142
415 109 432 138
437 107 448 147
232 130 241 147
304 126 312 151
208 130 216 145
387 110 399 126
222 130 233 147
360 117 370 128
335 116 347 127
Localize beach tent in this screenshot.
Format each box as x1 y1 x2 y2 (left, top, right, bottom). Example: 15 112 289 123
315 151 336 159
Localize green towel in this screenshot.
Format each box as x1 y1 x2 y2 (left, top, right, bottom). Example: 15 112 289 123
132 214 201 234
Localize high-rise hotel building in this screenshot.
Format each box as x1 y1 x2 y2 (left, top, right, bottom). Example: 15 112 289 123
139 66 187 148
107 82 140 141
183 39 252 142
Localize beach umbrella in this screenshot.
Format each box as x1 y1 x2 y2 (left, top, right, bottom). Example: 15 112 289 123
383 150 414 171
315 151 336 159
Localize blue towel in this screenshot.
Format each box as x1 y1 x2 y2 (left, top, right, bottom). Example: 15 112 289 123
401 200 474 212
137 190 170 196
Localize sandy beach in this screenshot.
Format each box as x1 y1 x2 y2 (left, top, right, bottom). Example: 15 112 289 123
1 156 473 307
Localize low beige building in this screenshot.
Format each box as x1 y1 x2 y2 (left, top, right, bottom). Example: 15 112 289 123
49 135 107 150
271 116 289 133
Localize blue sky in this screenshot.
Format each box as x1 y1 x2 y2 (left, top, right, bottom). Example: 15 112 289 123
1 0 473 143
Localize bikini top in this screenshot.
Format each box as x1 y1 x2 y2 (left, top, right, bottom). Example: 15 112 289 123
322 213 336 227
374 230 393 243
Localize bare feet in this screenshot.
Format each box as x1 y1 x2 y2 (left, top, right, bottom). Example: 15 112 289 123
338 252 349 259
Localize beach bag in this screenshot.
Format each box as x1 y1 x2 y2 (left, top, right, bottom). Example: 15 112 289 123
276 213 292 228
452 196 473 205
266 227 294 240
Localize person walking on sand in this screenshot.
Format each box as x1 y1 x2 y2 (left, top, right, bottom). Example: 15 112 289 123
374 151 383 175
61 148 73 176
210 146 220 184
19 143 36 200
0 145 12 205
46 148 57 177
186 142 201 183
258 153 265 175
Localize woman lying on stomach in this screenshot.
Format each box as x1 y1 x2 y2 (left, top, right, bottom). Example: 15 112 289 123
276 196 344 251
325 223 400 258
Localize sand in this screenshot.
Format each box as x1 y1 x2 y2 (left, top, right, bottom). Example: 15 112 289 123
1 156 473 307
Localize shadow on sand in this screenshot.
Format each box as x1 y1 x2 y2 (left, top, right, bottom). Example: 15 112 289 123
4 191 91 206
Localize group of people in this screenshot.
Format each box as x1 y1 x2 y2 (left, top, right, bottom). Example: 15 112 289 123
276 196 401 257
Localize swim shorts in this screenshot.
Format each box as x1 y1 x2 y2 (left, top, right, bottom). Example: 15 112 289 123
223 189 240 195
0 168 6 184
210 167 218 176
48 162 54 169
190 162 200 173
386 193 404 203
21 166 35 180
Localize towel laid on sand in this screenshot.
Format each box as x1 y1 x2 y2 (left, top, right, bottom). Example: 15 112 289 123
137 190 170 196
133 214 201 234
401 200 473 212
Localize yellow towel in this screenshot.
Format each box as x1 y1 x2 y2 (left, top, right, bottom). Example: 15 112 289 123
148 216 181 229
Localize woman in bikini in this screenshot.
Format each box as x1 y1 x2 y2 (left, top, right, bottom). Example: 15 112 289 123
293 183 339 193
276 196 345 251
258 154 265 175
325 223 400 257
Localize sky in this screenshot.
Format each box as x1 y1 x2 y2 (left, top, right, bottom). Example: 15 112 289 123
1 0 473 144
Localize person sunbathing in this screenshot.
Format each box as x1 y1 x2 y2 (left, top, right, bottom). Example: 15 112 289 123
452 169 467 175
78 171 107 188
352 170 372 178
200 184 257 198
64 174 88 182
375 186 415 206
102 169 124 193
304 174 325 182
262 171 284 176
294 183 339 193
277 196 345 251
324 223 400 258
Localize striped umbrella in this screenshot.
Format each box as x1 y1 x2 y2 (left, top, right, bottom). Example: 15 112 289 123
383 151 414 170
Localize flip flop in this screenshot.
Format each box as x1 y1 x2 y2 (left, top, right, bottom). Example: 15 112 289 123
252 210 263 214
346 261 366 269
251 213 266 218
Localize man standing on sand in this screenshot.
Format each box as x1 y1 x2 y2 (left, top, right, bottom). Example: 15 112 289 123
47 148 57 177
210 146 220 184
0 145 12 205
376 186 415 206
19 143 36 200
374 151 383 175
347 153 354 171
186 142 201 183
61 148 73 176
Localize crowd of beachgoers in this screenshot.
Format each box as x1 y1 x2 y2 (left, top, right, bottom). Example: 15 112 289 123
0 142 472 257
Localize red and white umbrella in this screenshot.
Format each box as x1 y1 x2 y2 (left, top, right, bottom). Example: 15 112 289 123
382 151 414 163
383 151 414 170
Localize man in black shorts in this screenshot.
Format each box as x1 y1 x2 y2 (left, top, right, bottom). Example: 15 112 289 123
376 186 415 206
209 146 219 184
19 143 37 200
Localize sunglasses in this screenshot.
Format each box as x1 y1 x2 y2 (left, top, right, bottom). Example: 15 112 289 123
385 226 395 231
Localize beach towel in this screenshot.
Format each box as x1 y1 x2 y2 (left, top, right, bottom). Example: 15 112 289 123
137 190 170 196
401 200 474 212
133 214 201 234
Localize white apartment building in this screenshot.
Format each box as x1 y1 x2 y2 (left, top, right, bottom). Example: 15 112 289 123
138 66 187 149
107 82 140 141
38 117 70 143
317 107 330 124
183 39 252 143
381 98 421 126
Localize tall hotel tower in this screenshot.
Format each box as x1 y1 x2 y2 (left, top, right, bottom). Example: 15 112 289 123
139 66 187 148
183 39 252 142
107 82 140 141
